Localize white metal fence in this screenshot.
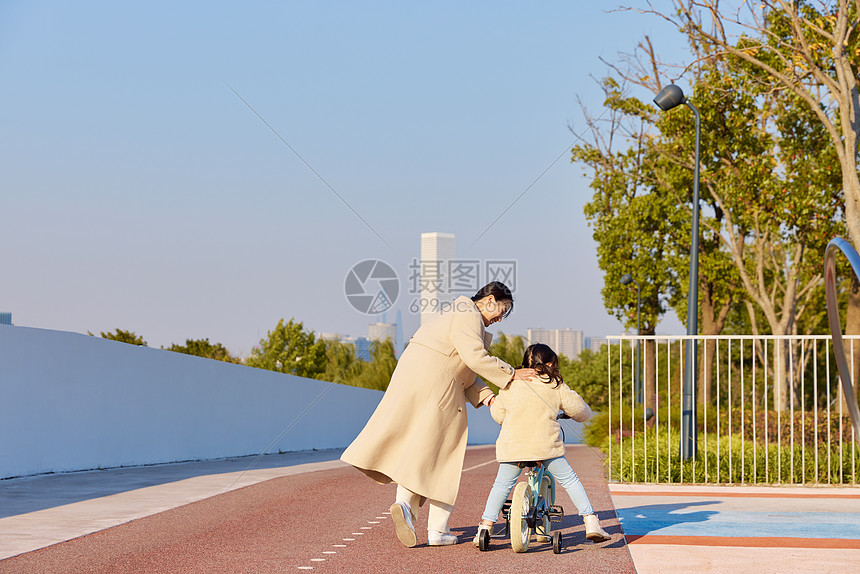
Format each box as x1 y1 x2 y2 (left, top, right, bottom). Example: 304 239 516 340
606 335 860 485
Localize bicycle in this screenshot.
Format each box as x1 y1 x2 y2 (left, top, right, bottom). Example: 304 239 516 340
477 414 572 554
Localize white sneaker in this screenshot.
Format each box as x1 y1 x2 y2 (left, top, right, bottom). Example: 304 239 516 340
428 530 458 546
390 502 417 548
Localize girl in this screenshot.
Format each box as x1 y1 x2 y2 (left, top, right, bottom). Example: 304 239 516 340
474 343 611 546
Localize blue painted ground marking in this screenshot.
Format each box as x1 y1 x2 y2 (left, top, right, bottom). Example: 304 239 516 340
616 505 860 539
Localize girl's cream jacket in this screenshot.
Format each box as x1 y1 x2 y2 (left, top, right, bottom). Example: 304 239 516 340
490 375 592 463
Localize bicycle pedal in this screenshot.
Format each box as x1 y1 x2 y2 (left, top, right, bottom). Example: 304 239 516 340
547 505 565 522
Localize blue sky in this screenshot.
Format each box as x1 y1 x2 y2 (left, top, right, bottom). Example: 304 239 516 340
0 1 688 356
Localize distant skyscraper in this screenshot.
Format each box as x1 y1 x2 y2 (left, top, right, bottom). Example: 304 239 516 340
527 328 585 360
0 313 11 326
420 232 456 326
586 336 608 353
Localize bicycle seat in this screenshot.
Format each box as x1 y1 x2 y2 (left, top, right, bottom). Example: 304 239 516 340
518 461 540 468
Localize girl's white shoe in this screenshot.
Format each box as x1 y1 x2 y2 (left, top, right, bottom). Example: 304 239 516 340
428 530 458 546
583 514 611 542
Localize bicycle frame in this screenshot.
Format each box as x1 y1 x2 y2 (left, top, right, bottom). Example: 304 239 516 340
524 464 555 528
503 462 563 533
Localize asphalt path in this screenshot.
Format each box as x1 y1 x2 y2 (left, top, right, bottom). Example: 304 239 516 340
0 445 634 573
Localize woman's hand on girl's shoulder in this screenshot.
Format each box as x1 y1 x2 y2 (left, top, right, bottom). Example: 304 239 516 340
513 368 537 381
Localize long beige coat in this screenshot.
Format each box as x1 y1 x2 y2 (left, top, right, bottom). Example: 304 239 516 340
341 296 515 506
491 375 592 463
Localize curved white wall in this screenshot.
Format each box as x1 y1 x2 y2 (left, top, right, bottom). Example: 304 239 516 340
0 325 507 479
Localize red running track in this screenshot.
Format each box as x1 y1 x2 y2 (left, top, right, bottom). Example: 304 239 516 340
0 445 634 573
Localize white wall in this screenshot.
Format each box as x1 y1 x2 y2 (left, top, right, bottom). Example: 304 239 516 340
0 325 509 479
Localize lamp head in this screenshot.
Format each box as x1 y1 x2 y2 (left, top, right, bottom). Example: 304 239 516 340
654 84 686 111
620 274 634 285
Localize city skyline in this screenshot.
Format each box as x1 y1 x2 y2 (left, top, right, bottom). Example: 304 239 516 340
0 1 687 357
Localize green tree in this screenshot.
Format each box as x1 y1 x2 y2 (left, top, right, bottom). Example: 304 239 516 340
165 338 240 363
91 329 147 346
574 37 842 409
352 338 398 391
315 337 398 391
317 338 366 386
559 347 615 411
628 0 859 409
489 332 527 366
246 318 326 378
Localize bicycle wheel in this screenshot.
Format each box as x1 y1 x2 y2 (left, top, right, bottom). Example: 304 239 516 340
509 482 532 553
478 528 490 551
535 475 552 542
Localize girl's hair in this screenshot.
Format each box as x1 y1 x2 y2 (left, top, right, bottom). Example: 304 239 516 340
471 281 513 319
518 343 563 387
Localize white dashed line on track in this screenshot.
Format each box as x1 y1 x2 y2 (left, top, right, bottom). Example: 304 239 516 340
333 544 347 547
343 538 355 541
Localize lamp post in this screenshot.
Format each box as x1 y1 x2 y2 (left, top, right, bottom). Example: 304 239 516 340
620 273 642 404
654 84 701 460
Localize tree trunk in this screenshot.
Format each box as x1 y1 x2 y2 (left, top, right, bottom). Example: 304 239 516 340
698 281 731 405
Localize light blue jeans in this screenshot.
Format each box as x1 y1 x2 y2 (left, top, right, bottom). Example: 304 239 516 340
480 456 594 523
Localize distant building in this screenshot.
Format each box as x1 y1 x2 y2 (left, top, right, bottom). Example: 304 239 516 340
368 322 397 350
586 336 608 354
420 232 456 327
0 313 11 326
318 332 372 361
527 328 585 360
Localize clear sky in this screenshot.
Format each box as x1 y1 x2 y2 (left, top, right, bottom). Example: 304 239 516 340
1 1 688 356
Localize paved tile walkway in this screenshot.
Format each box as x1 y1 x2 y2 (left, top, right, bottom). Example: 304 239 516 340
610 483 860 573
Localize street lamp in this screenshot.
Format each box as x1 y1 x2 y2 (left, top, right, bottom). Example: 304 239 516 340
620 273 642 404
654 84 701 460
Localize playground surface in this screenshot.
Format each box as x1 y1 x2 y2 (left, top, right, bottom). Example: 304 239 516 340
1 445 858 573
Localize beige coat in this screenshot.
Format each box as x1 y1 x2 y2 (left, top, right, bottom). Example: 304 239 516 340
491 375 592 463
341 296 515 506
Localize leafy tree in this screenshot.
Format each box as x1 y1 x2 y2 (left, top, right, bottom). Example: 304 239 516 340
352 338 398 391
559 347 615 411
315 337 398 391
165 338 240 363
574 29 843 409
90 329 147 346
627 0 859 408
483 333 527 393
245 318 326 378
489 332 527 367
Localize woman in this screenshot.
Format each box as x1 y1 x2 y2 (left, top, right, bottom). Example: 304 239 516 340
341 281 533 547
